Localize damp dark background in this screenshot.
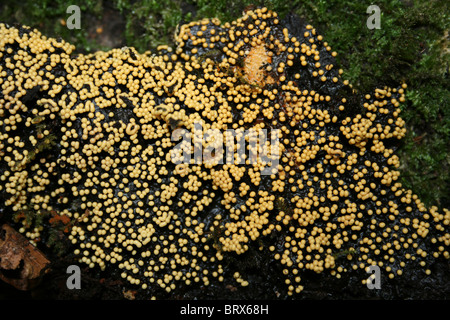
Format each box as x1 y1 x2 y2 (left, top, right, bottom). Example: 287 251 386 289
0 0 448 300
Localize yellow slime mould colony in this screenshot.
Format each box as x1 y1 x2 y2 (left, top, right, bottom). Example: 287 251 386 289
0 7 448 298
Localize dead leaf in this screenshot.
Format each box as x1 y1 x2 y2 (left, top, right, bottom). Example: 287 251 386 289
123 289 137 300
0 224 50 290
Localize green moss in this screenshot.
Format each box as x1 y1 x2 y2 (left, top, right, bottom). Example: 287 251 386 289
332 247 358 260
115 0 186 51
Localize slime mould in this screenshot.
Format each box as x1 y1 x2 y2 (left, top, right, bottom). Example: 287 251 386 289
0 7 448 298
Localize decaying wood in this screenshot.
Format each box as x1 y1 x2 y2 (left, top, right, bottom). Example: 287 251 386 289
0 224 50 290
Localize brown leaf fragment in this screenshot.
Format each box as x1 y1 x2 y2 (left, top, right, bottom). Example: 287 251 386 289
123 289 137 300
0 224 50 290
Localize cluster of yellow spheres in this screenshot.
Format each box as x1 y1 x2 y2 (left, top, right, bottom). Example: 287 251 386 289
0 7 448 298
